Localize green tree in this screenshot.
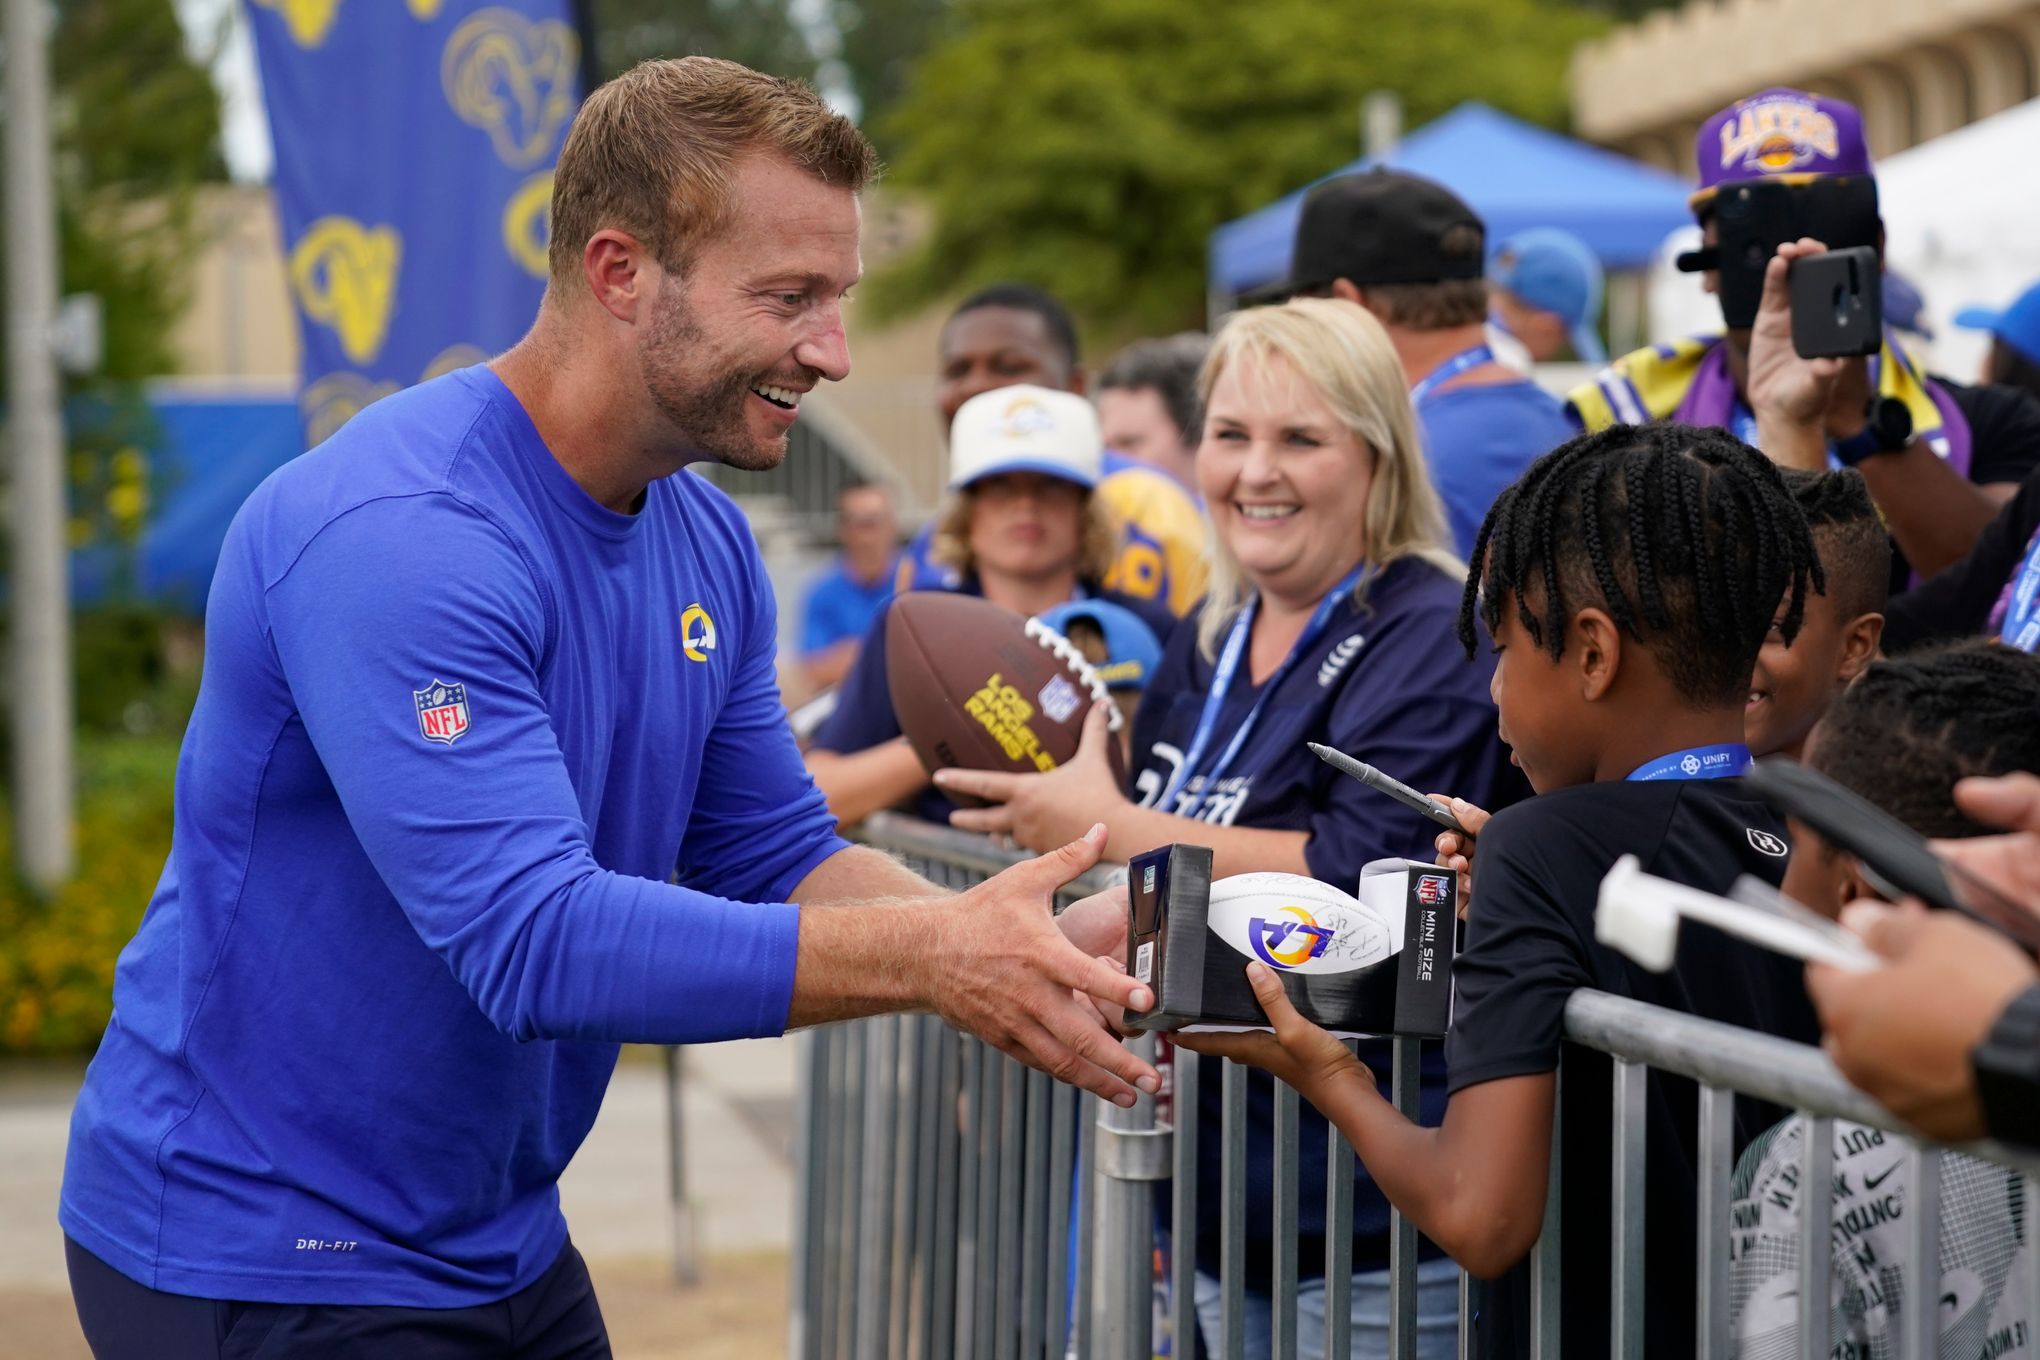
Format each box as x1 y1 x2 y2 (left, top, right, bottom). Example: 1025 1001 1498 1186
829 0 953 153
875 0 1607 337
586 0 821 83
43 0 227 382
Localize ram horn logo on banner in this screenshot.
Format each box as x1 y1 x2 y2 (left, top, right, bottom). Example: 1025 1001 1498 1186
442 9 580 169
301 371 402 447
502 171 554 278
250 0 344 48
289 217 403 367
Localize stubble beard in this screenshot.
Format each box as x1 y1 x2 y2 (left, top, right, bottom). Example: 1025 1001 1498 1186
638 285 788 473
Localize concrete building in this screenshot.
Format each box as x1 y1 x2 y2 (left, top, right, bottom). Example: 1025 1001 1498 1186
1572 0 2040 170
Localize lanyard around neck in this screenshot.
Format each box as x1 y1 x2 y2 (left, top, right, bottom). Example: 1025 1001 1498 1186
1409 344 1496 408
1624 743 1754 782
1158 563 1372 818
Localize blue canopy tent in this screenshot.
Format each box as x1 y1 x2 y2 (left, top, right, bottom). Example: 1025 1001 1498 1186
1209 102 1694 297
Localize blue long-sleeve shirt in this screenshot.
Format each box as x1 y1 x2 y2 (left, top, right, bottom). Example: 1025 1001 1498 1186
60 367 848 1307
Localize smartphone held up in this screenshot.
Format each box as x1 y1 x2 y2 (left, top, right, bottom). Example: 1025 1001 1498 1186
1789 245 1883 359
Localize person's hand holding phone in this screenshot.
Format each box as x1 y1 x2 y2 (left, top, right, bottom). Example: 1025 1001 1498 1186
1746 237 1853 469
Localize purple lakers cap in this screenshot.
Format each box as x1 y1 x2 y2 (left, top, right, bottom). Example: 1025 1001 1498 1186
1692 88 1873 208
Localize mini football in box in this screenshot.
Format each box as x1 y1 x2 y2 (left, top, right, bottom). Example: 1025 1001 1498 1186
1124 846 1456 1038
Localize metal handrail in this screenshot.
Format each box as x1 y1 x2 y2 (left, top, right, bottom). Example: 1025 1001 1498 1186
856 811 1129 896
1564 988 2040 1175
791 814 2040 1360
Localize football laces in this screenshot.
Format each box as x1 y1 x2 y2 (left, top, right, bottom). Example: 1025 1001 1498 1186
1023 618 1125 733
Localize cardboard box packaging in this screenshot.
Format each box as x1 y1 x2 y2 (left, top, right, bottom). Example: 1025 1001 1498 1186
1125 844 1456 1039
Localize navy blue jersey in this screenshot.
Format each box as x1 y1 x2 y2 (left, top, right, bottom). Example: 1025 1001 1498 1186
1131 556 1526 1286
811 578 1176 825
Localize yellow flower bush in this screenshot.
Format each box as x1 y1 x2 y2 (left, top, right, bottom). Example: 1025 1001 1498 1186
0 733 179 1054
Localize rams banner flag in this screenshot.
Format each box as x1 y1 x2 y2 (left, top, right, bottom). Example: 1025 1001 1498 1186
244 0 587 444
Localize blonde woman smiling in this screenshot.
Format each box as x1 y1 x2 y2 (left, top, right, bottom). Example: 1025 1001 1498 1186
940 298 1523 1360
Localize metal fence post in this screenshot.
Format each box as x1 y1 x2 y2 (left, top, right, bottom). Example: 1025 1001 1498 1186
1091 1030 1165 1360
1271 1082 1301 1360
1172 1047 1202 1360
1386 1037 1423 1357
1219 1062 1249 1360
1898 1145 1941 1360
1325 1041 1358 1360
1610 1059 1646 1360
1694 1084 1732 1360
1797 1116 1834 1360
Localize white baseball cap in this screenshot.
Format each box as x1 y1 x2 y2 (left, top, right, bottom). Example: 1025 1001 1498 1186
947 385 1101 491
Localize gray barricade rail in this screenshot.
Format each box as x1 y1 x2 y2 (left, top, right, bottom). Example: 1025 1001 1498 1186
791 813 2040 1360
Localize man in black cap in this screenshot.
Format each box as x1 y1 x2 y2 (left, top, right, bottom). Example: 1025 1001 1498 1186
1267 169 1574 556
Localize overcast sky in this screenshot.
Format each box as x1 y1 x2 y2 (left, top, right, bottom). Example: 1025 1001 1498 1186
174 0 272 182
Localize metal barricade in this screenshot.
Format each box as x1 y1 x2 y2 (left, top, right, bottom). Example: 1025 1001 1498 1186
788 813 2040 1359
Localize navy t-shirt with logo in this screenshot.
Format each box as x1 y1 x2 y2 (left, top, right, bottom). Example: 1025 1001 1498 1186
1130 555 1526 1287
1447 777 1820 1359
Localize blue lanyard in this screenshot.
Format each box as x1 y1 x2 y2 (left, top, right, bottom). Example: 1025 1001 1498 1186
1625 743 1754 782
2001 527 2040 653
1409 345 1495 408
1159 563 1372 817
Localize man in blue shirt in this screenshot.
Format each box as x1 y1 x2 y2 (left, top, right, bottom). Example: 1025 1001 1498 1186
59 57 1155 1360
798 481 898 692
1254 170 1577 558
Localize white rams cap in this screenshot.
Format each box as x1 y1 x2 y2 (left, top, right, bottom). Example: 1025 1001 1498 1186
947 385 1102 491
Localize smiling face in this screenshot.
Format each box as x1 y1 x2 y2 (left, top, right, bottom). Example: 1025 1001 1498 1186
1746 583 1851 758
937 307 1076 430
636 154 862 471
1197 352 1374 608
965 471 1087 582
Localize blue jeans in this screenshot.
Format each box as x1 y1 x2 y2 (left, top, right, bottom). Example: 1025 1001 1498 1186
1193 1258 1460 1360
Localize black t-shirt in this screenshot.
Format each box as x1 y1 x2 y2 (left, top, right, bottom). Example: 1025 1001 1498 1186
1884 379 2040 591
1946 377 2040 490
1132 558 1530 1288
1884 463 2040 652
1447 778 1821 1360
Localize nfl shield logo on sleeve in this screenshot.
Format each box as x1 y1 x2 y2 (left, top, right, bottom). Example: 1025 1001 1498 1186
414 680 471 745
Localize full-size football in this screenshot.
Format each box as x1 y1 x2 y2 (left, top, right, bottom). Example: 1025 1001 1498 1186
886 592 1123 794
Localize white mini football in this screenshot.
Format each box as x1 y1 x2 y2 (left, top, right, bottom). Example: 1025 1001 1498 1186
1206 872 1395 975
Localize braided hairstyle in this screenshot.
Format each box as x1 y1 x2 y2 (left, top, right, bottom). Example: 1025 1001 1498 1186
1779 466 1890 621
1455 423 1824 708
1809 641 2040 838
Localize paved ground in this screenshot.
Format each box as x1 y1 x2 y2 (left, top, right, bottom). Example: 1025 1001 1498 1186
0 1039 801 1359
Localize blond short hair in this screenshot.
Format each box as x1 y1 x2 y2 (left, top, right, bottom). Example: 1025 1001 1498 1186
930 485 1119 584
1196 297 1463 657
548 57 878 287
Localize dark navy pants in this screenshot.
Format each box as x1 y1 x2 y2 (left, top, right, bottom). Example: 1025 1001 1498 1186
66 1236 611 1359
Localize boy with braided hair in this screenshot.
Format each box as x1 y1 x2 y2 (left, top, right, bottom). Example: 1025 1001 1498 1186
1181 424 1828 1358
1746 468 1888 760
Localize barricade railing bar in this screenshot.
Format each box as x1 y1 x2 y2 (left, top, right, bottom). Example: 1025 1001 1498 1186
788 813 2040 1360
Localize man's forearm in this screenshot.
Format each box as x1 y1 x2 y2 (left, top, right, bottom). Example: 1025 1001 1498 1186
791 842 948 906
785 893 945 1029
1860 444 2003 578
779 846 950 1029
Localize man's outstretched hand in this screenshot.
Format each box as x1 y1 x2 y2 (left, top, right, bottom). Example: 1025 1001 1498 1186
929 824 1159 1106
